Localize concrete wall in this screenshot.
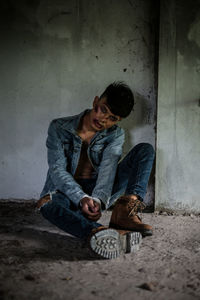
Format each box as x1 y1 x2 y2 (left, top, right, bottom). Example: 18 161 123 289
156 0 200 212
0 0 157 203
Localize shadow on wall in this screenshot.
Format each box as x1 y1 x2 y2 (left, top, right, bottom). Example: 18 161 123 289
120 92 156 208
121 91 155 155
177 0 200 66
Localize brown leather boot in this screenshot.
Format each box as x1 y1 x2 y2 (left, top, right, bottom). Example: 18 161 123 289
89 226 142 259
109 196 153 236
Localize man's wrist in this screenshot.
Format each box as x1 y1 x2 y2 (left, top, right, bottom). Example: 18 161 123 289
79 194 90 208
92 197 101 208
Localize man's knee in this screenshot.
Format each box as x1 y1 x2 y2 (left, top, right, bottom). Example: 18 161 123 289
134 143 155 158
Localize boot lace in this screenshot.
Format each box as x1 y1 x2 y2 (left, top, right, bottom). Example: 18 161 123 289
127 198 146 218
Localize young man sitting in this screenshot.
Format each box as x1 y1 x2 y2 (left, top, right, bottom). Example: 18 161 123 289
37 82 155 259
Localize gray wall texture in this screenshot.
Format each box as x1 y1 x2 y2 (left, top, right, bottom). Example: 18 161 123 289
156 0 200 212
0 0 157 203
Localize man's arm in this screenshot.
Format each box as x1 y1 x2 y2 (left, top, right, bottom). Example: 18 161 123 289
46 120 88 207
91 128 125 208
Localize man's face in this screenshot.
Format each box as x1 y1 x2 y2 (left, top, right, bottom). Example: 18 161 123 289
89 96 121 131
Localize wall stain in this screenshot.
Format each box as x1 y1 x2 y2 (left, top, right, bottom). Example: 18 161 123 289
48 11 72 23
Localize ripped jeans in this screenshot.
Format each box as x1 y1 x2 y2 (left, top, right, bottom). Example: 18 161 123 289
40 143 155 239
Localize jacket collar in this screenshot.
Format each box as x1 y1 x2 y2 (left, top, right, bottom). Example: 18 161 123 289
61 109 87 135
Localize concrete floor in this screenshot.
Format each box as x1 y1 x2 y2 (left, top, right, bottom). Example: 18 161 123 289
0 200 200 300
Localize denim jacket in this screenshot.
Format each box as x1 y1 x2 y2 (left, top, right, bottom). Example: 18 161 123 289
40 110 125 208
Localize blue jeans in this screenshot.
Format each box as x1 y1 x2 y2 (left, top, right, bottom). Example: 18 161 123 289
41 143 155 239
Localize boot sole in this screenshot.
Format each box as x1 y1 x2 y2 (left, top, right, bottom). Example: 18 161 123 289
90 229 142 259
109 223 153 237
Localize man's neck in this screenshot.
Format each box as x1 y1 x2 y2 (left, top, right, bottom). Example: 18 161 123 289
77 112 96 143
78 112 94 133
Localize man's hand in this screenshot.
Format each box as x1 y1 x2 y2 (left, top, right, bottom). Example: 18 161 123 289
80 197 101 221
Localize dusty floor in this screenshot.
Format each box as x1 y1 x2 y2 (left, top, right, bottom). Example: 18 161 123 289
0 200 200 300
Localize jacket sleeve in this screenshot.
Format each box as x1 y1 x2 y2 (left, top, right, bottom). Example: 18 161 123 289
46 120 86 207
91 128 125 207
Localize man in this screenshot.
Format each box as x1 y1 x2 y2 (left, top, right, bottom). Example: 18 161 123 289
37 82 155 259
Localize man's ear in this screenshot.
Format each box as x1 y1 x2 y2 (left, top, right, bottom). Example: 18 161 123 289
93 96 99 107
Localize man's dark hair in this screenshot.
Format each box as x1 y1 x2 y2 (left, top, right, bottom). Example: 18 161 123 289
100 82 134 118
